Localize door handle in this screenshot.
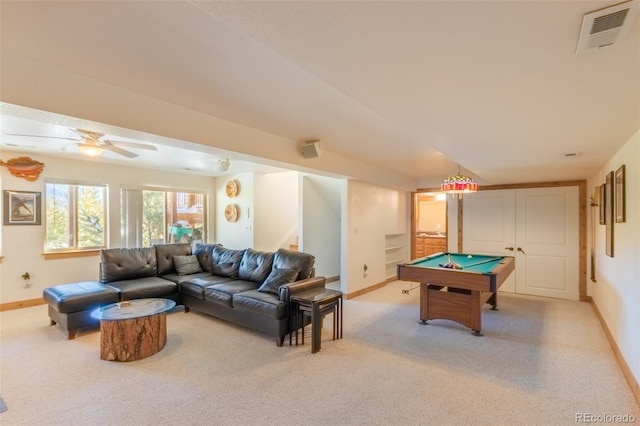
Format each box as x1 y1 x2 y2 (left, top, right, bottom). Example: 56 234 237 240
517 247 526 254
505 247 514 251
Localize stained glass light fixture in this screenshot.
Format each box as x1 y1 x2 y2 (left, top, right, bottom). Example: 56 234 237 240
440 166 478 194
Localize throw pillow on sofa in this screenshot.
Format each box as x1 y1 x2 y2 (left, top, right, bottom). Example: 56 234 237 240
258 268 299 294
173 255 203 275
211 246 245 278
156 243 192 275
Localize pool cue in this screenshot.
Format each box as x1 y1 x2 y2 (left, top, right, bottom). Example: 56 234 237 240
461 257 503 269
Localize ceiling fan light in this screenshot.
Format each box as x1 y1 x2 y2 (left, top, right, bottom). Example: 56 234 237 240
78 144 104 156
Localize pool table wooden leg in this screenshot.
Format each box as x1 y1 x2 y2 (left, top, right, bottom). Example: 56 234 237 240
487 292 499 311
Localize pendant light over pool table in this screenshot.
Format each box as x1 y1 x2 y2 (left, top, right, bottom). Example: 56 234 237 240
440 165 478 194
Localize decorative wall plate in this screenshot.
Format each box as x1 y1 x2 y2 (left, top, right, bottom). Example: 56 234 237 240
0 156 45 181
224 204 239 222
225 180 239 198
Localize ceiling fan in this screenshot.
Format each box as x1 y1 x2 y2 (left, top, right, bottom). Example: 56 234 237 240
6 128 158 158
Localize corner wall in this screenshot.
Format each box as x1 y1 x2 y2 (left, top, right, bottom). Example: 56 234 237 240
343 180 410 295
254 171 298 251
301 174 342 280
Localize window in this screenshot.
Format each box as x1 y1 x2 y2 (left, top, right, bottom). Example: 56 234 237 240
45 180 107 252
122 188 206 248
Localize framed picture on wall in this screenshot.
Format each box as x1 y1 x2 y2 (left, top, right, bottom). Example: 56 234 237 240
599 184 606 225
3 190 42 225
605 171 614 257
615 165 625 223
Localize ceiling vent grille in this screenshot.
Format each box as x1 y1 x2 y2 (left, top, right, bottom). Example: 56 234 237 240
576 0 639 53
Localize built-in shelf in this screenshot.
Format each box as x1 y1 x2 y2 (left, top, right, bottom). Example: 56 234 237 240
385 234 407 281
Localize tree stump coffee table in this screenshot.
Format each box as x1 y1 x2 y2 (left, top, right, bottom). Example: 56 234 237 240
91 298 175 362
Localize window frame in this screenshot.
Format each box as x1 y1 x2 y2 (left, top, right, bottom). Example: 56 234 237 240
44 179 108 253
121 185 208 248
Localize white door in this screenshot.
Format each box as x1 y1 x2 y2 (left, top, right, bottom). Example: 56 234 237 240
462 190 517 293
514 187 579 300
463 186 579 300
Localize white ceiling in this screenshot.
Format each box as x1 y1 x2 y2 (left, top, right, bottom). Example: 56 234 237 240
1 1 638 188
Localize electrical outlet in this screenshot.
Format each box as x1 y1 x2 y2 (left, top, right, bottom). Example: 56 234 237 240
22 272 31 288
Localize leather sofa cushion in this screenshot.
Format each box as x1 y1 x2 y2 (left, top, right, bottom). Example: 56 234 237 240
258 267 298 294
193 243 221 272
100 247 157 283
273 249 315 281
161 271 213 286
43 281 120 314
233 290 287 320
203 280 258 307
238 248 274 284
155 243 192 275
181 275 234 299
173 255 203 275
211 246 245 278
106 277 177 300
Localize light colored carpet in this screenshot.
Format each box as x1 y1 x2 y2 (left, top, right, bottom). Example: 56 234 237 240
1 281 638 425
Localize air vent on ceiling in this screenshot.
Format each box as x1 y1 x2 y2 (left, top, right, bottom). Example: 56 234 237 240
575 0 639 54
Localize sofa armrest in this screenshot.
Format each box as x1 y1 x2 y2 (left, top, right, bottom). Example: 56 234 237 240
278 276 326 302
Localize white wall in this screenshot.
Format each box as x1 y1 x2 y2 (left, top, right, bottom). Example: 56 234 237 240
215 171 299 252
0 151 215 304
588 129 639 388
343 180 410 295
301 174 342 280
254 171 299 251
214 173 254 250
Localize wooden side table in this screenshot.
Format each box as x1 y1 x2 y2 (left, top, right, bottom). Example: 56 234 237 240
91 298 175 361
290 288 343 353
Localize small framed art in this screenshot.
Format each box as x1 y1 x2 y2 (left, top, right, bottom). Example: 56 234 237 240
615 165 625 223
605 171 614 257
599 184 605 225
3 190 41 225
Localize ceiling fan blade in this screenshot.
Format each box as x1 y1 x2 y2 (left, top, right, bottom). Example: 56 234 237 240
103 140 158 151
73 129 104 140
5 133 81 141
102 144 138 158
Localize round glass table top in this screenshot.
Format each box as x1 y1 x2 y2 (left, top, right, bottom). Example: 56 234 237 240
91 298 176 321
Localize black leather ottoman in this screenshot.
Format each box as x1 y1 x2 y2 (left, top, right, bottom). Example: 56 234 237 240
43 281 120 339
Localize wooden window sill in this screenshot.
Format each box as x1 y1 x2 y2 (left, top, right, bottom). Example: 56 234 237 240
43 250 101 260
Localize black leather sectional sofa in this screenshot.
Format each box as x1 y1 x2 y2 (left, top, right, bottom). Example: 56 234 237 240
43 243 326 345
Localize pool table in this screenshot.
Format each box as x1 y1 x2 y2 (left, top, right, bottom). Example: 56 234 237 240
397 252 515 336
